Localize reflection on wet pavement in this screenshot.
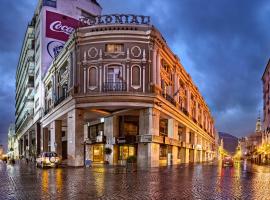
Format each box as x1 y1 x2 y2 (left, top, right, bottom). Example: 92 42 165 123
0 161 270 199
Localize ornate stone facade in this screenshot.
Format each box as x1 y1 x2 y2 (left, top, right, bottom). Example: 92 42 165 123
40 16 216 167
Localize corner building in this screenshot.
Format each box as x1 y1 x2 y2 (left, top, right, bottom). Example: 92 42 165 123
41 15 216 167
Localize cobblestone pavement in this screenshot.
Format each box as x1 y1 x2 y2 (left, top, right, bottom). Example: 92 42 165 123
1 161 270 200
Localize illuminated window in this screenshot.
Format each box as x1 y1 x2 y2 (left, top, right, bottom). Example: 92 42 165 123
106 44 124 53
119 146 135 160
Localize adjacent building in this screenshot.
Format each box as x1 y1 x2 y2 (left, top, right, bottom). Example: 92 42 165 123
15 0 102 160
262 60 270 130
7 124 19 159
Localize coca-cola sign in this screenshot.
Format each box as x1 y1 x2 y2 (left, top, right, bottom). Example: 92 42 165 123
46 11 80 41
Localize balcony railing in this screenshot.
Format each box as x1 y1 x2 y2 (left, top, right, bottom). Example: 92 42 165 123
54 96 66 107
103 82 127 92
162 93 176 106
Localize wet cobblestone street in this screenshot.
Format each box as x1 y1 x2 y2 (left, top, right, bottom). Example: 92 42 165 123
1 161 270 200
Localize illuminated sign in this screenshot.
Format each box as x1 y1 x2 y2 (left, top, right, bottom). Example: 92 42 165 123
80 14 151 27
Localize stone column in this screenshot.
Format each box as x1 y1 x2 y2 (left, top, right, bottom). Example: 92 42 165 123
50 120 62 158
186 87 191 114
195 101 199 121
42 128 49 152
172 146 178 165
67 109 84 167
168 119 174 139
180 148 189 163
22 136 25 157
152 48 157 85
28 132 32 159
138 108 160 168
104 116 119 165
156 51 161 87
35 122 41 156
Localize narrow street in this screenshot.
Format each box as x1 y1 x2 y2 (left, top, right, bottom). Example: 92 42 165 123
1 161 270 200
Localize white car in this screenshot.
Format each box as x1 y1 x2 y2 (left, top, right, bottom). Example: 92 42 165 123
36 152 61 168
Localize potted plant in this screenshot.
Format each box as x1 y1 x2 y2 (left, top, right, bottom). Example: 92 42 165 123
104 147 112 164
126 155 137 172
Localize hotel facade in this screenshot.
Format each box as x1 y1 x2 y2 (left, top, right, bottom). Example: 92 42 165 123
15 1 217 167
40 14 217 167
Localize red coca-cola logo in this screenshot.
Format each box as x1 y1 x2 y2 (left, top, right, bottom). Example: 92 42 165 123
49 21 75 35
46 11 80 41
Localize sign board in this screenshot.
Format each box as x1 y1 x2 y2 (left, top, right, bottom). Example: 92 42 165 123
42 10 80 75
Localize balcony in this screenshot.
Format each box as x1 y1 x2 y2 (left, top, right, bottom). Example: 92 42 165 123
54 96 66 107
162 93 176 106
103 82 127 92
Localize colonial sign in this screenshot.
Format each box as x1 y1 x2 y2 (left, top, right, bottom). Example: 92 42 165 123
79 14 151 27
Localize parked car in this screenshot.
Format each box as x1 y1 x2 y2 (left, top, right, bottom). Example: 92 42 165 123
222 156 234 167
36 152 61 168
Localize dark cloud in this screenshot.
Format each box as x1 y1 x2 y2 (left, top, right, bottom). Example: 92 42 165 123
0 0 268 149
0 0 36 150
100 0 270 136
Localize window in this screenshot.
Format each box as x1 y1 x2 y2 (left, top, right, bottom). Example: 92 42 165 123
178 126 184 141
81 9 95 20
106 44 124 53
131 65 140 86
119 116 139 136
35 98 39 109
178 147 181 159
159 119 168 136
88 67 97 87
119 145 135 160
88 123 104 139
160 145 167 159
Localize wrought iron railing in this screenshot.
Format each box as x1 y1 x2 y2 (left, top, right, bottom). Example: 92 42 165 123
162 93 176 106
103 82 127 92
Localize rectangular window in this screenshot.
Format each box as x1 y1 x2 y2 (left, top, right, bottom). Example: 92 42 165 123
88 123 104 139
106 44 124 53
178 126 183 141
119 145 135 160
159 145 167 159
35 98 39 109
159 119 168 136
178 147 181 159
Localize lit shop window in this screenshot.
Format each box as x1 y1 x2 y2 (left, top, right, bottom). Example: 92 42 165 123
119 146 135 160
106 44 124 53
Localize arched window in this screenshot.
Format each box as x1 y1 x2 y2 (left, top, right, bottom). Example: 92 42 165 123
88 67 97 87
131 65 140 86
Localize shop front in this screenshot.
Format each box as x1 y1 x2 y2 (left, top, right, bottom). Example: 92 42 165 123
84 122 106 164
118 144 137 165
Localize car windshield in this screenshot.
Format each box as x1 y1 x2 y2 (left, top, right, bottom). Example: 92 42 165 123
44 152 57 157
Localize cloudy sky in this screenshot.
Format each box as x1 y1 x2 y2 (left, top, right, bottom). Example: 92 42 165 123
0 0 269 148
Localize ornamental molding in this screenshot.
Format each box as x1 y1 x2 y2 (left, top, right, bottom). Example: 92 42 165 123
131 46 142 58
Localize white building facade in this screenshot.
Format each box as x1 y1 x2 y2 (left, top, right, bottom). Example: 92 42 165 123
16 0 102 159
